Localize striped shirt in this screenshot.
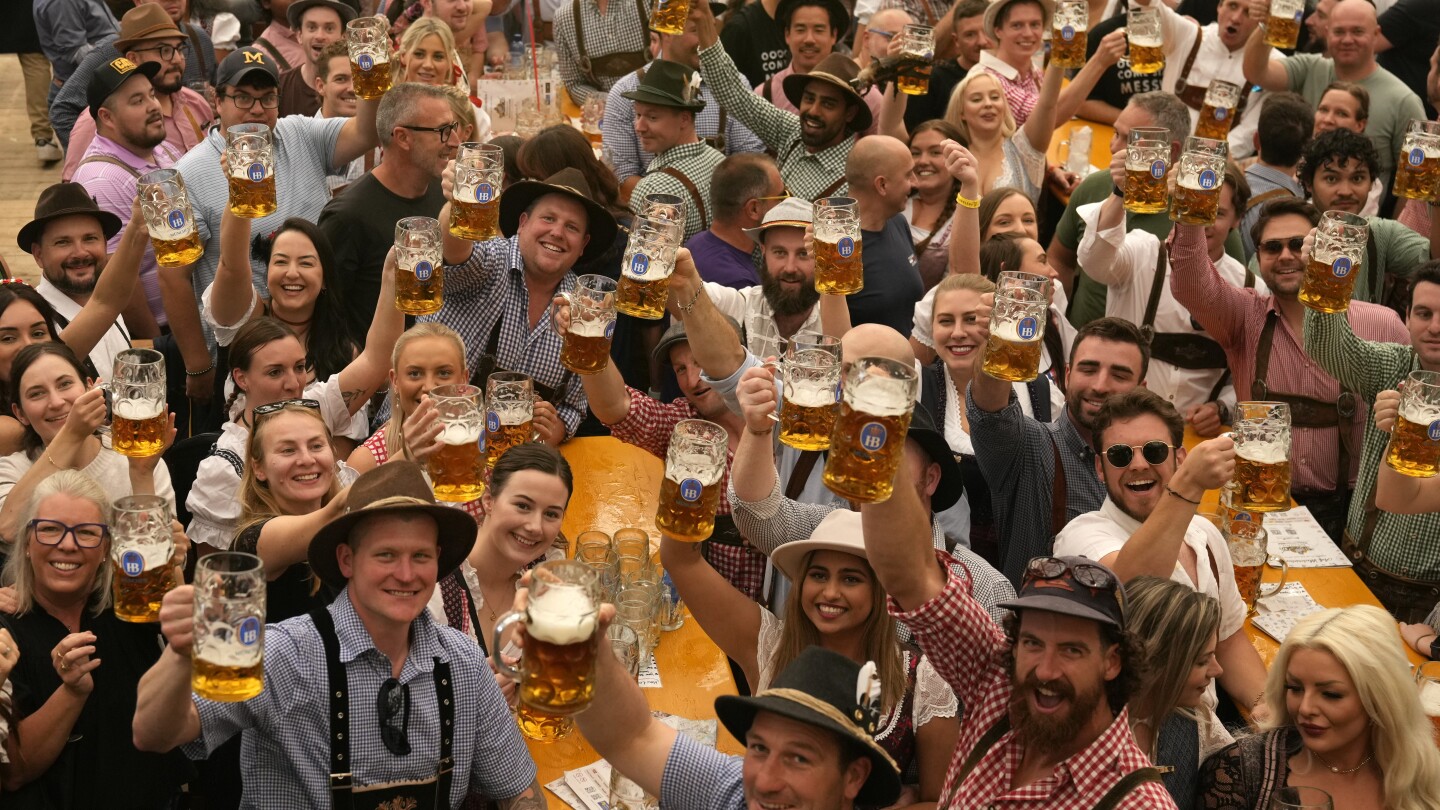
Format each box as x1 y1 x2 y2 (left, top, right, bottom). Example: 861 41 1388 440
1168 223 1409 495
1304 308 1440 579
602 69 766 182
553 0 649 104
629 140 726 242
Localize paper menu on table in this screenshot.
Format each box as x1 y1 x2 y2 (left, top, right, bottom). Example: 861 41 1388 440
543 714 717 809
638 654 662 688
562 763 611 810
1250 582 1326 642
1261 507 1351 568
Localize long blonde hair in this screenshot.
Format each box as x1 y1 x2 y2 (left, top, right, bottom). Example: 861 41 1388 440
1261 605 1440 809
398 16 458 86
1124 577 1221 759
238 403 343 527
1 470 113 617
944 72 1017 143
384 323 468 461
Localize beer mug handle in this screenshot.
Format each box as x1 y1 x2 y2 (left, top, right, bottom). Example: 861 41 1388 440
1260 557 1289 601
491 610 525 680
549 292 573 338
1416 660 1440 684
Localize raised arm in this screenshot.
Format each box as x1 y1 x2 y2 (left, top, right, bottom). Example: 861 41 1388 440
332 74 381 166
554 295 633 424
1074 158 1145 287
210 206 262 328
133 586 204 752
1105 437 1234 581
659 535 763 684
334 248 404 416
858 458 944 611
1167 223 1250 340
665 249 747 380
244 493 350 579
571 617 677 797
693 2 798 153
0 388 106 543
729 365 781 504
59 200 144 364
944 140 983 278
1051 30 1126 131
1242 0 1290 90
968 292 1013 413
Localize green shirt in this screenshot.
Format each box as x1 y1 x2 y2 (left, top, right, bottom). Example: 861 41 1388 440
1283 53 1426 183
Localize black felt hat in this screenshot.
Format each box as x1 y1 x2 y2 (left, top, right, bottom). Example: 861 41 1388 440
17 183 123 251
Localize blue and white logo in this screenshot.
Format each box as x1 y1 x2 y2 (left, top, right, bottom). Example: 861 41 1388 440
1429 420 1440 441
838 236 855 258
239 617 260 646
1016 316 1039 341
167 209 186 230
357 53 374 71
1150 160 1166 179
1213 106 1228 121
247 162 266 182
630 252 650 276
475 182 495 204
1061 24 1076 40
487 411 500 433
413 260 433 281
679 477 703 502
1293 9 1303 20
604 319 616 339
1331 256 1352 278
1411 147 1426 167
1233 511 1253 522
859 422 887 452
1198 169 1219 190
121 550 144 577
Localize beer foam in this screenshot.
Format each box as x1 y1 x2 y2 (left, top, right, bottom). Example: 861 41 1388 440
786 381 839 408
1129 32 1162 46
1401 401 1440 426
114 398 164 420
666 459 724 487
1236 442 1288 464
494 405 532 426
993 320 1043 343
438 422 482 446
845 377 913 417
526 586 597 645
1229 542 1266 567
568 317 612 338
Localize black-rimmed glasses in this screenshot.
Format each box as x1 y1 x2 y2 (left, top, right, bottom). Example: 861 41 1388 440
29 519 109 548
223 91 280 110
1103 440 1175 467
130 43 183 61
400 121 461 142
378 677 411 756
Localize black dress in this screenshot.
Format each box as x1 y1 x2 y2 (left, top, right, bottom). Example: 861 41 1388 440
233 518 339 623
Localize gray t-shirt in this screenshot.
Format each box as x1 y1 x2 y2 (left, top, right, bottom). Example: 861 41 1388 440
1283 54 1426 184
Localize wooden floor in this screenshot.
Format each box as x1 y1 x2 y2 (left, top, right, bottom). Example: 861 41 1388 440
0 55 64 284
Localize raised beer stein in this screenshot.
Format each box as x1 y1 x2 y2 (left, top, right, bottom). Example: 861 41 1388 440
224 124 277 218
1051 0 1088 68
823 356 919 503
111 494 175 623
1194 80 1240 140
193 551 265 702
1386 370 1440 477
493 559 601 716
649 0 691 35
897 24 935 95
111 348 167 458
780 334 842 451
1264 0 1306 49
615 216 680 320
639 192 687 244
556 274 618 375
1300 210 1368 313
1226 521 1287 614
394 216 444 315
1394 119 1440 204
450 142 505 241
427 383 486 502
982 271 1051 383
346 16 393 100
1169 136 1228 225
813 197 863 295
1125 128 1171 215
1127 7 1164 74
1232 401 1292 512
137 168 203 267
656 420 729 542
485 372 535 468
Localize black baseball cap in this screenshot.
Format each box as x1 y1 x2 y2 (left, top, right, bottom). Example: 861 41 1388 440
87 56 161 122
999 556 1127 628
217 47 280 89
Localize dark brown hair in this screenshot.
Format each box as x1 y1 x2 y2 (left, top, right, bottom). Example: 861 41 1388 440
1090 388 1185 455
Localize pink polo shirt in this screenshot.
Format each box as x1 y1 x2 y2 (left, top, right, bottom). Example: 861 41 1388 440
62 86 213 182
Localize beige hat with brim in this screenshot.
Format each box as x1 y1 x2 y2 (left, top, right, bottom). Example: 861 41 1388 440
983 0 1054 42
769 509 872 584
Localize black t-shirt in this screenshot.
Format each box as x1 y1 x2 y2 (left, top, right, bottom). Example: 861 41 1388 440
233 519 338 624
1 605 189 809
317 171 447 337
720 1 791 88
1084 11 1163 112
904 59 969 132
276 66 321 118
1176 0 1218 26
848 213 924 336
1377 0 1440 119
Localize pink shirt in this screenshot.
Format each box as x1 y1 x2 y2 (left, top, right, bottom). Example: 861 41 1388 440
1399 199 1432 239
978 49 1042 126
754 65 884 137
252 20 307 72
62 86 213 182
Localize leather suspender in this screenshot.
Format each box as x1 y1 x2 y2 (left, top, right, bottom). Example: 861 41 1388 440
657 166 710 230
77 154 141 177
1245 187 1296 215
814 175 847 202
1252 311 1356 489
1141 243 1231 399
254 36 292 71
784 450 822 499
573 0 650 85
1173 28 1206 98
1050 433 1070 536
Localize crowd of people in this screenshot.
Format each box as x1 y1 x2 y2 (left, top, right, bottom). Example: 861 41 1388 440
4 0 1440 806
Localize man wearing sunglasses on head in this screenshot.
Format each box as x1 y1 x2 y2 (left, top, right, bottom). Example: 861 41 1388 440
1054 388 1269 719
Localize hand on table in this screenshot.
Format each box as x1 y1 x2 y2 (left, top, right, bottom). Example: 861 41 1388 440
1402 622 1438 656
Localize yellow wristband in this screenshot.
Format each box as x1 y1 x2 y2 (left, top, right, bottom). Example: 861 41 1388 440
955 190 981 209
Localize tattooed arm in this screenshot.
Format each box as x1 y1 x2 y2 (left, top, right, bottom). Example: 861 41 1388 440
497 778 547 809
335 247 405 417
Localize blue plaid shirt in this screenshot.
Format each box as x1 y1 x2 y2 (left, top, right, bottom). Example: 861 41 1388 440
659 732 745 809
185 590 536 809
422 235 587 438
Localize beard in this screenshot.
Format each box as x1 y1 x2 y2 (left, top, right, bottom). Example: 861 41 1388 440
153 69 184 95
47 258 100 296
1009 669 1106 757
761 268 820 317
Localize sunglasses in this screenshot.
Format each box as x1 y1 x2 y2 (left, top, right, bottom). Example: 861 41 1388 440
1257 237 1306 256
1103 440 1174 467
1022 556 1118 591
253 398 321 419
378 678 411 756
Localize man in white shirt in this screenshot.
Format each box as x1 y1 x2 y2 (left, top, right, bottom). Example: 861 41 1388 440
1053 388 1269 715
1077 159 1264 435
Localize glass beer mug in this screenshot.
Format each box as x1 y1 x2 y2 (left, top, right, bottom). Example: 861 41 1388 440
450 142 505 241
823 356 919 503
192 551 265 702
137 168 203 267
346 16 393 100
813 197 863 294
780 334 842 451
982 271 1051 383
493 559 601 716
615 216 681 320
1169 136 1228 225
1394 119 1440 204
111 348 167 458
1195 79 1240 140
1127 7 1164 74
1125 126 1170 214
897 24 935 96
224 124 277 218
1226 521 1287 614
427 383 486 502
1232 401 1292 512
656 419 729 542
556 274 618 375
1265 0 1306 49
395 216 444 315
649 0 691 34
111 494 174 623
485 372 535 468
1299 210 1368 313
1386 370 1440 477
1051 0 1088 68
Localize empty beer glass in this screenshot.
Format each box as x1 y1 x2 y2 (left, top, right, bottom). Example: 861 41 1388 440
1300 210 1368 313
897 25 935 95
814 197 863 294
615 217 680 320
823 356 919 503
111 494 174 623
649 0 691 33
581 96 605 147
137 168 203 267
1232 401 1292 512
607 623 643 680
225 124 276 218
1170 136 1228 225
1394 119 1440 204
616 584 659 653
613 528 655 583
1127 7 1164 74
781 334 842 451
346 16 393 100
1386 371 1440 477
427 384 486 502
982 271 1050 382
193 552 265 702
640 192 687 226
111 348 167 458
656 420 728 542
658 570 686 632
1272 787 1333 810
1052 0 1088 68
575 530 619 601
1195 80 1240 140
450 142 505 241
395 216 444 315
1265 0 1305 49
1227 521 1287 614
558 274 618 375
493 559 601 716
1125 130 1171 214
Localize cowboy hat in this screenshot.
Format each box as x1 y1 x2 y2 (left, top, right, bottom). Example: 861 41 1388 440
499 167 620 264
781 54 873 133
17 183 124 251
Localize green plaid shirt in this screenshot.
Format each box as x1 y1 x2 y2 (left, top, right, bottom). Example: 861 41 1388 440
629 139 726 242
1304 307 1440 579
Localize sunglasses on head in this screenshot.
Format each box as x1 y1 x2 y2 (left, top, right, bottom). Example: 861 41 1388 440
1257 237 1306 256
1103 440 1174 467
253 398 321 417
1022 556 1118 591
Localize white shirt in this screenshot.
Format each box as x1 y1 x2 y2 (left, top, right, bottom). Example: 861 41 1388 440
35 279 130 382
1076 201 1266 414
0 444 175 518
704 282 824 359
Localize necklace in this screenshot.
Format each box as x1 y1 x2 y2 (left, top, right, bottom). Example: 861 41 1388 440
1312 748 1373 775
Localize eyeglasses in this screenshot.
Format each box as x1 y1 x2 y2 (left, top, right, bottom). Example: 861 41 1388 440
29 519 109 548
1257 237 1306 256
252 398 321 422
131 43 183 61
224 91 280 110
751 187 793 203
400 121 461 142
377 678 411 756
1103 440 1175 467
1022 556 1119 591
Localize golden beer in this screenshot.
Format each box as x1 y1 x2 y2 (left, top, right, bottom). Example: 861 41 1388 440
193 656 264 702
152 229 204 267
486 415 534 468
897 62 932 96
1265 14 1301 48
1125 165 1169 214
981 320 1044 382
655 474 723 542
1387 408 1440 477
1170 175 1221 225
583 126 604 147
396 259 444 315
516 702 575 741
449 196 501 242
1234 445 1291 512
616 273 670 320
649 0 690 34
1195 104 1233 140
780 388 838 451
814 236 863 295
227 171 277 219
1395 146 1440 203
1128 41 1164 74
1051 25 1087 68
113 553 172 623
1231 541 1267 611
561 318 613 375
429 423 484 502
350 54 392 99
1299 256 1360 313
823 404 912 503
113 401 166 458
518 586 599 716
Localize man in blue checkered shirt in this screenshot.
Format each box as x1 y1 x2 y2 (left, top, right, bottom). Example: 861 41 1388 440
132 463 545 809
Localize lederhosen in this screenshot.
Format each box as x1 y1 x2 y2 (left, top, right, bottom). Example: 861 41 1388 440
636 63 729 152
1172 30 1254 119
573 0 651 87
312 608 455 810
1142 243 1251 405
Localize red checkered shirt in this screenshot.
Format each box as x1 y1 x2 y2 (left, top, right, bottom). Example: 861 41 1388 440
978 51 1043 126
892 551 1178 809
609 386 767 602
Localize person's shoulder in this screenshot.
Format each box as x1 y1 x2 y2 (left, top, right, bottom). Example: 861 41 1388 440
1071 169 1115 203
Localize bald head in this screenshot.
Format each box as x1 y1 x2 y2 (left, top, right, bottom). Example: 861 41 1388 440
841 324 915 365
1328 0 1379 67
844 136 915 218
864 9 913 59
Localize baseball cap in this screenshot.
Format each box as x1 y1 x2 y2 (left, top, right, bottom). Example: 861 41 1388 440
87 56 162 122
217 47 280 89
998 556 1127 627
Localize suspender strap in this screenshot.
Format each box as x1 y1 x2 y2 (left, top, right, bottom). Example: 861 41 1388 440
1043 310 1067 391
1245 186 1296 215
254 36 292 71
1176 28 1205 93
815 175 846 202
573 0 649 85
939 714 1013 806
1252 311 1355 488
311 608 355 808
1093 767 1165 810
1141 242 1169 331
915 0 938 25
784 450 823 500
1050 433 1070 535
657 166 710 230
434 659 455 804
77 154 142 177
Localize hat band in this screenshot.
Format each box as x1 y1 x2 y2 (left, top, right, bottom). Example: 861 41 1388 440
353 494 434 513
757 687 901 773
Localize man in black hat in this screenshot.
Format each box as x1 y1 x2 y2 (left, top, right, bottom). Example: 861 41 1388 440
133 462 546 809
623 59 725 242
754 0 883 132
431 165 619 442
275 0 355 116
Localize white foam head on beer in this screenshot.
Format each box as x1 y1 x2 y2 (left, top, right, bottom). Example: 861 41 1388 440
526 585 597 645
1421 680 1440 717
438 421 482 445
666 457 724 487
568 317 611 338
786 380 839 408
1236 441 1288 464
495 403 532 425
114 398 165 420
847 376 913 417
1401 399 1440 426
1129 31 1162 46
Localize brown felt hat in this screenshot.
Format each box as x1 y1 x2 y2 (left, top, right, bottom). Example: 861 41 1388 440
781 54 872 133
17 183 123 251
115 3 186 51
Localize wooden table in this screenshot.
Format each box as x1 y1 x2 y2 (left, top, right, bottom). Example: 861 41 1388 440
528 437 742 807
1046 118 1117 174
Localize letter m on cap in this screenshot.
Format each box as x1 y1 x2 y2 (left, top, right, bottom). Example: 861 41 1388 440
244 51 266 64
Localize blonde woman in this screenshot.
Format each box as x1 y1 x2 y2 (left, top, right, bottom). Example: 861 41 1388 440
940 67 1062 202
397 17 491 139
